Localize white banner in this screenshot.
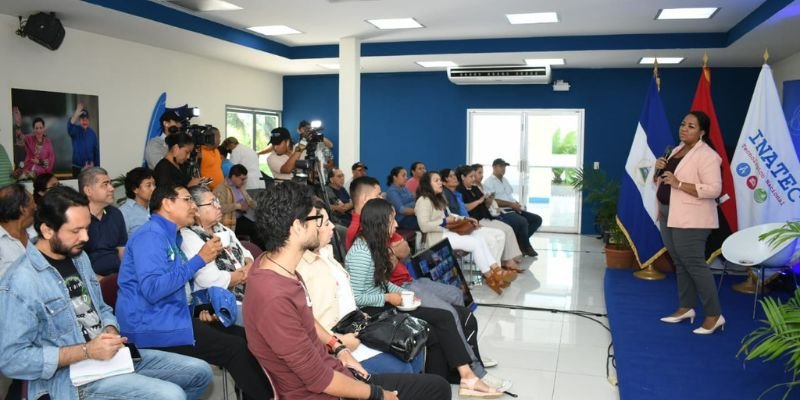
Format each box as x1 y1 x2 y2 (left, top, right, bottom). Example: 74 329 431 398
730 65 800 229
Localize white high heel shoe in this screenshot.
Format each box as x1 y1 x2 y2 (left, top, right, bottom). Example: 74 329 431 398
693 315 726 335
659 309 696 324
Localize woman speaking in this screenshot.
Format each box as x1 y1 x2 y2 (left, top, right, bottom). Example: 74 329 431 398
655 110 724 335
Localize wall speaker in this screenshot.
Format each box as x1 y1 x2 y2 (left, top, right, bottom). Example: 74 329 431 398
22 12 65 50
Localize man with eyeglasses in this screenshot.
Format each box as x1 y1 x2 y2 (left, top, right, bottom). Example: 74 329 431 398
116 183 273 400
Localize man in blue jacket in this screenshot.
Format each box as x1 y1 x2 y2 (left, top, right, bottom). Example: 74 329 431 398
0 186 211 399
67 104 100 178
116 183 272 400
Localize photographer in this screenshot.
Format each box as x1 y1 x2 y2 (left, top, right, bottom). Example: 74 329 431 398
153 133 208 189
197 127 223 190
266 127 304 182
145 110 181 169
298 120 334 170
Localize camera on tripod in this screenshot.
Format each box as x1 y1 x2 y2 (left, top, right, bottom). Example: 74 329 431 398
294 121 325 182
186 124 216 146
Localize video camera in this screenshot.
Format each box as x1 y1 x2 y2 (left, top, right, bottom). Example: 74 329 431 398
186 124 216 146
293 121 325 183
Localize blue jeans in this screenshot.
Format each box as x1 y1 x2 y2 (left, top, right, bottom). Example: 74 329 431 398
78 349 211 400
361 350 425 374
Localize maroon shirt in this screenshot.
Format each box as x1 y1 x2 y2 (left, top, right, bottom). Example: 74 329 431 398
243 267 352 400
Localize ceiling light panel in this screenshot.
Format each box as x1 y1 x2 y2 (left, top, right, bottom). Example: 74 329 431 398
167 0 242 12
506 12 559 24
656 8 718 20
247 25 302 36
525 58 565 66
366 18 424 30
639 57 685 64
416 61 458 68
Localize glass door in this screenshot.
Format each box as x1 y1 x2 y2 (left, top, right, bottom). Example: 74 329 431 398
468 109 584 233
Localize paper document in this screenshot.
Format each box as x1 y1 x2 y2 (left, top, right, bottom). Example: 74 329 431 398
70 346 135 386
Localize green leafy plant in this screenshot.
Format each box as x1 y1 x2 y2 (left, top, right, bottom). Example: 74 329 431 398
739 221 800 399
573 168 629 249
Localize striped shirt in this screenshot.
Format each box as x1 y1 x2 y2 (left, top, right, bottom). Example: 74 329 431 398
0 144 13 187
345 238 403 307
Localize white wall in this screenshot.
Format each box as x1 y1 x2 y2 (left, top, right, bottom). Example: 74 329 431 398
0 14 282 178
774 50 800 98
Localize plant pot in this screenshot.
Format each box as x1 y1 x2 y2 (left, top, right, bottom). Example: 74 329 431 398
605 246 636 269
652 252 674 273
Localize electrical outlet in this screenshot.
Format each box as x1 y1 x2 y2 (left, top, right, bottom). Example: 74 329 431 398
593 161 600 170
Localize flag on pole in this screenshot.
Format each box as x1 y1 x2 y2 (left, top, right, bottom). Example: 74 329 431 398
730 64 800 229
618 76 672 268
690 66 738 261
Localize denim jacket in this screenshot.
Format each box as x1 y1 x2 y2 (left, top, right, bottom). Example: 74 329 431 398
0 243 118 400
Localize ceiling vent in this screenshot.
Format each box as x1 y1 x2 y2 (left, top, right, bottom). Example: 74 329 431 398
447 65 551 85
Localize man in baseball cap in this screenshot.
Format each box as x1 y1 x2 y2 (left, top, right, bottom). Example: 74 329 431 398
266 127 303 182
484 158 542 257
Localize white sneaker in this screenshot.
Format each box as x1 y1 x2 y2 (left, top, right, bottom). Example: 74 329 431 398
481 373 512 392
482 357 498 368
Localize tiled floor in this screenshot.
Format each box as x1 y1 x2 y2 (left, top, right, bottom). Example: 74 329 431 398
204 232 620 400
458 233 620 400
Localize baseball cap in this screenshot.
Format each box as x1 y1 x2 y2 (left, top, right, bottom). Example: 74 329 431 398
270 127 292 145
298 120 311 129
160 110 181 123
492 158 510 167
351 162 368 171
79 109 90 119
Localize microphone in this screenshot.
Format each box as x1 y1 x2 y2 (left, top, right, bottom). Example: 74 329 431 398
654 145 673 177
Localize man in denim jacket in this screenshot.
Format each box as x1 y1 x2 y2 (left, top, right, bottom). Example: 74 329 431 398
0 186 211 400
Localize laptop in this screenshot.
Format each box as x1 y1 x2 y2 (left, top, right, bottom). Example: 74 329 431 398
410 238 476 311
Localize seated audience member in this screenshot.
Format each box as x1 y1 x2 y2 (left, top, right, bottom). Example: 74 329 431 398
325 167 353 226
0 184 36 277
198 127 224 190
297 200 424 375
79 167 127 277
119 167 155 235
33 172 60 204
0 186 211 400
181 186 252 325
266 127 303 182
441 168 524 269
153 133 205 189
213 164 261 248
245 181 451 400
459 164 538 258
481 159 542 257
145 110 181 169
385 166 420 230
116 183 271 400
223 137 263 195
415 172 514 295
345 161 368 193
404 161 426 197
347 198 503 397
22 117 55 176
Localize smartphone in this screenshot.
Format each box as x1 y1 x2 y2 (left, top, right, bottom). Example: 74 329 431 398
347 367 371 383
125 343 142 361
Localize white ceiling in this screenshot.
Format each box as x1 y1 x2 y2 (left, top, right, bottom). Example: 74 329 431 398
2 0 799 75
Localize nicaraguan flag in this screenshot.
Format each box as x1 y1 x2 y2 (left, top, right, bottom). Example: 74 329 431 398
617 76 673 268
730 65 800 229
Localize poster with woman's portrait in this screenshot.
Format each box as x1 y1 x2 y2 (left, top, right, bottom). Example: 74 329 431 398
11 88 100 179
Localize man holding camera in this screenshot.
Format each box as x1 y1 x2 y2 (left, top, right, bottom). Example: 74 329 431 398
146 110 182 169
266 127 304 182
297 120 335 170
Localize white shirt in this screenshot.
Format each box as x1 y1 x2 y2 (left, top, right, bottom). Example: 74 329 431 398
0 225 37 277
267 153 293 182
180 225 252 291
483 174 517 203
230 145 262 190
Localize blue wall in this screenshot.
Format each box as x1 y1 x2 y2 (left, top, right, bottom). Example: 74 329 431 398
284 67 760 234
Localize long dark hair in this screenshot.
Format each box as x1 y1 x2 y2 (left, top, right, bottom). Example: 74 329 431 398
417 172 447 210
359 198 395 288
687 110 715 150
386 166 405 187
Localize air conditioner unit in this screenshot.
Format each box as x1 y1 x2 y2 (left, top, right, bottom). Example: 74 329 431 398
447 65 551 85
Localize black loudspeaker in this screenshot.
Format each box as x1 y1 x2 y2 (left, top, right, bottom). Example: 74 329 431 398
23 12 65 50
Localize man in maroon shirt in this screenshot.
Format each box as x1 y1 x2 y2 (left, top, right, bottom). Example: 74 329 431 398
244 181 450 400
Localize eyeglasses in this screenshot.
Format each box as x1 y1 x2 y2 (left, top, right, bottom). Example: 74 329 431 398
170 195 195 204
304 214 325 228
197 198 221 207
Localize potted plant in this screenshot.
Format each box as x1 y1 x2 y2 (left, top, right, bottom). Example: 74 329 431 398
738 221 800 399
573 169 636 268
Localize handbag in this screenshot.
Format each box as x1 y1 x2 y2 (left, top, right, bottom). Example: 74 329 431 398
332 309 370 334
446 218 478 235
358 309 429 362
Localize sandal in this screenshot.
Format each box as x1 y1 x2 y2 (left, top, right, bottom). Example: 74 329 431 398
484 273 504 295
502 264 524 273
459 376 503 398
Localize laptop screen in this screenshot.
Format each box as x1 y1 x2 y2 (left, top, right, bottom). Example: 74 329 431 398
410 238 476 311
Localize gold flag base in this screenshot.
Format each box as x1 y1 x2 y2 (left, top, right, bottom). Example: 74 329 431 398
633 264 666 281
733 268 760 294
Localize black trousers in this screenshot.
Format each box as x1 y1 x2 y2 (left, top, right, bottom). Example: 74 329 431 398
362 305 472 383
156 319 272 400
371 373 451 400
497 210 542 250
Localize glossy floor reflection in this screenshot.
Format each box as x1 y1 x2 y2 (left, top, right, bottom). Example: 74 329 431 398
459 233 619 400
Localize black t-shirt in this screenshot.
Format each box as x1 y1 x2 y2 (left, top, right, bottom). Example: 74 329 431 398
153 158 191 188
457 184 493 220
42 253 103 341
656 156 683 205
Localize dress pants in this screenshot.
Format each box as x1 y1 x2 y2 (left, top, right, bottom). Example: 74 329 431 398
371 373 451 400
497 210 542 251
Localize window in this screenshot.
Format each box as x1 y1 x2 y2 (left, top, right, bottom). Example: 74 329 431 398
225 106 281 175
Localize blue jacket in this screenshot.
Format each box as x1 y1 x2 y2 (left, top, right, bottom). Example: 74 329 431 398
0 243 118 400
67 121 100 168
116 214 205 348
385 185 416 223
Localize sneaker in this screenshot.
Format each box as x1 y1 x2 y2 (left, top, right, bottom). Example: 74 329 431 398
481 374 512 392
482 357 498 368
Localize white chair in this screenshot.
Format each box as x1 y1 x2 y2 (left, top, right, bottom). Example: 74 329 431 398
720 222 799 318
